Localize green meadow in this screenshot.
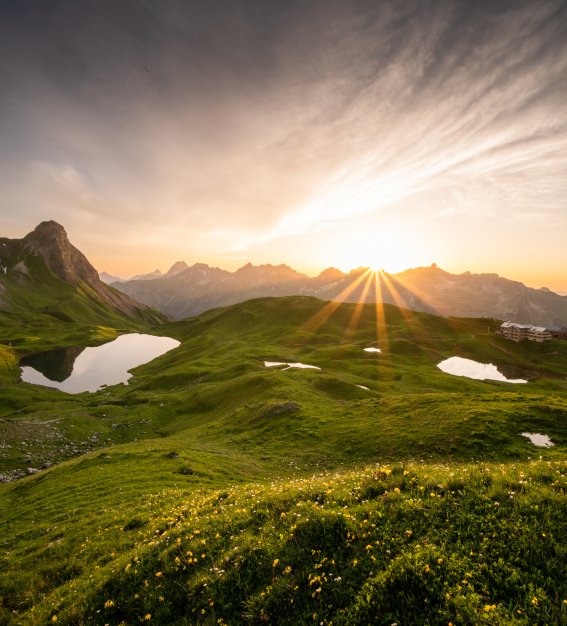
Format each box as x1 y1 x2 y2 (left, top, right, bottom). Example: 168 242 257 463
1 297 566 624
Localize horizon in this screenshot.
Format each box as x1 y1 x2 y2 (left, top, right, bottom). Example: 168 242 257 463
1 1 566 293
5 218 567 296
97 259 567 296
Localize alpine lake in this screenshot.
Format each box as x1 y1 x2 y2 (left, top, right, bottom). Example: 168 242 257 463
20 333 180 393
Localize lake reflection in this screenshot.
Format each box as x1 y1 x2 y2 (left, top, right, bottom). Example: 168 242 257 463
437 356 527 384
20 334 180 393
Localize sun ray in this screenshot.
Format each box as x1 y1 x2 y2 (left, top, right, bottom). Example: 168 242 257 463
378 271 425 325
387 271 444 318
343 268 375 340
300 268 373 334
372 271 390 357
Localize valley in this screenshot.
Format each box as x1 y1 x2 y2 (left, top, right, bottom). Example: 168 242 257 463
1 293 566 624
2 0 566 621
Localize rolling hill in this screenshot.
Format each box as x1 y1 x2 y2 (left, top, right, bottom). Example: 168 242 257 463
0 294 566 623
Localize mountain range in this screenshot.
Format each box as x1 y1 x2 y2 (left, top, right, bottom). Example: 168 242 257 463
2 221 565 329
111 259 567 326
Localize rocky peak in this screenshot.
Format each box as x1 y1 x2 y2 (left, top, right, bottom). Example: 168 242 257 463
22 220 99 285
1 221 166 324
31 220 67 237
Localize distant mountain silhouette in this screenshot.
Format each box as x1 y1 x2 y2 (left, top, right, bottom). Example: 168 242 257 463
113 261 567 326
130 269 163 281
99 271 125 284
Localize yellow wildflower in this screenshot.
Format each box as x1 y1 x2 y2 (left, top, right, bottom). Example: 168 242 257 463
104 600 115 608
273 558 280 567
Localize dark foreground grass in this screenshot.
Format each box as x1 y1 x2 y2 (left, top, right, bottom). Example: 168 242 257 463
3 459 565 625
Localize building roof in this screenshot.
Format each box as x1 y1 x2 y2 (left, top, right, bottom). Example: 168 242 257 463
501 321 531 330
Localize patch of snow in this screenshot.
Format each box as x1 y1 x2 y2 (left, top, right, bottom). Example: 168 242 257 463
356 384 370 390
364 347 381 353
521 432 554 447
264 361 320 370
437 356 527 384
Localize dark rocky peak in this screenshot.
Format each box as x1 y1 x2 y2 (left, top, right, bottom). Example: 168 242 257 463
30 220 67 237
22 220 99 285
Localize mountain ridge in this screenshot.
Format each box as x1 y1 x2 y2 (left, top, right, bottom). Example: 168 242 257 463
112 260 567 326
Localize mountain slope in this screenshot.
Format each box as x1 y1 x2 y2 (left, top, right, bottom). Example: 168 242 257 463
113 261 567 325
0 221 166 327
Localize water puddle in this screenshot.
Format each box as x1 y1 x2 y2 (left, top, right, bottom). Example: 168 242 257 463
437 356 527 384
21 334 180 393
521 432 554 447
264 361 321 370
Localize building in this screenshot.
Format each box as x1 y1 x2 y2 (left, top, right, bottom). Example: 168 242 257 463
526 326 552 342
500 321 551 342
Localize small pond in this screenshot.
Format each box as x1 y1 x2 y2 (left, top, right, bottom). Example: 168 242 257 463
264 361 321 370
437 356 527 384
521 432 554 447
20 333 180 393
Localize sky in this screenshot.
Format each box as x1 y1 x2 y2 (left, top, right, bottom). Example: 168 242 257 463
1 0 566 292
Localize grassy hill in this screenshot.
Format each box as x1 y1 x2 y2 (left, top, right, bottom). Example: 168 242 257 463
0 296 566 624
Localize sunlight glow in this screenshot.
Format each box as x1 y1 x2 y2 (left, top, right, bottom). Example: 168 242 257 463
333 227 425 275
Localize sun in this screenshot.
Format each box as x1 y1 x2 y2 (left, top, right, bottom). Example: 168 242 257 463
334 227 423 274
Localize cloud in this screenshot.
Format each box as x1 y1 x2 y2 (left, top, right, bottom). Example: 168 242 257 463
0 0 566 278
431 207 465 219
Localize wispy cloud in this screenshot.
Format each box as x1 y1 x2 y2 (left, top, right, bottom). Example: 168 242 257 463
0 1 566 285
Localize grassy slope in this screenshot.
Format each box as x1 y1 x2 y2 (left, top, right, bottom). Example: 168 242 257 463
0 296 566 624
0 250 165 330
